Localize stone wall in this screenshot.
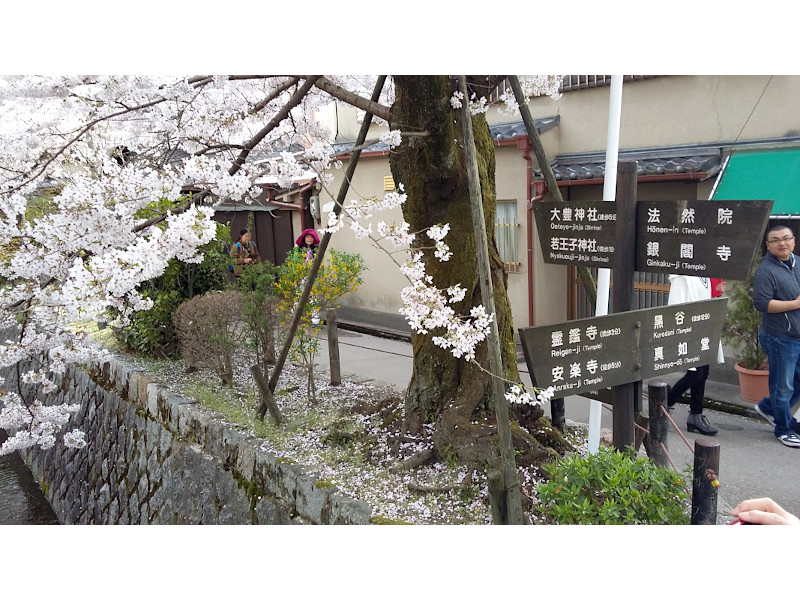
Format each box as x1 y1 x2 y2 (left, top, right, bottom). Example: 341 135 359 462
5 355 372 525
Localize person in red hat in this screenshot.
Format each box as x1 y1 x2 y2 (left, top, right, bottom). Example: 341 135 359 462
295 228 320 263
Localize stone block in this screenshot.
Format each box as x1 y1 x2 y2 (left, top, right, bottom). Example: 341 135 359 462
235 439 260 481
147 450 161 484
166 394 196 433
294 472 336 524
253 498 282 524
177 403 203 443
128 492 140 524
145 418 162 455
202 415 227 461
329 494 372 525
146 382 161 419
158 426 173 460
108 498 120 524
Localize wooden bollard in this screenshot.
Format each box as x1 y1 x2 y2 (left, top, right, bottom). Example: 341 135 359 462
326 308 341 386
551 398 565 432
691 438 720 525
647 379 669 468
487 469 507 525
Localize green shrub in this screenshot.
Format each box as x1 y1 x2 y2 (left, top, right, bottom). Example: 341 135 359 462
273 248 366 402
112 223 232 357
535 446 690 524
238 260 280 374
113 290 184 357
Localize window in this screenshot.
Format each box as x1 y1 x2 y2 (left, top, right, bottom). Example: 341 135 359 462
495 201 520 272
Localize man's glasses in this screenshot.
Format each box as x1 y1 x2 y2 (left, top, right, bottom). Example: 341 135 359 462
767 235 795 244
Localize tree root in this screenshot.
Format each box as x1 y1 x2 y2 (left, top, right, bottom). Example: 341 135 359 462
389 448 436 473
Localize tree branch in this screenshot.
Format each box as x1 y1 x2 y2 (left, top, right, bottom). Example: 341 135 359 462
230 76 321 174
309 76 392 122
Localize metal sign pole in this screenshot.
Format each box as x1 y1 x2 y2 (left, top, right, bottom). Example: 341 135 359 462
589 74 624 454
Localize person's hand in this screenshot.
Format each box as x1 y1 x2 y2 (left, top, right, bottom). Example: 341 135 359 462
245 257 252 264
731 497 800 525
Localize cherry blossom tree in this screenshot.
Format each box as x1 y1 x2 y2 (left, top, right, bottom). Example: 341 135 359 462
0 75 560 463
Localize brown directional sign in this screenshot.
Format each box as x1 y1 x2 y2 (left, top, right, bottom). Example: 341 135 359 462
635 200 773 279
518 297 727 399
532 201 617 267
533 199 772 278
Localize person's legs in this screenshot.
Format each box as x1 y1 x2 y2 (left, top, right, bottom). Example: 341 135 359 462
683 365 716 435
667 371 694 407
687 365 710 415
759 330 800 438
789 356 800 434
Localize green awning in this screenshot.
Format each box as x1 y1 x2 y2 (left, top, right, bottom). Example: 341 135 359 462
712 147 800 215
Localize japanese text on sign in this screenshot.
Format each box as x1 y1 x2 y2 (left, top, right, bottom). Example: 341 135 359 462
518 298 727 398
533 201 617 267
636 200 772 279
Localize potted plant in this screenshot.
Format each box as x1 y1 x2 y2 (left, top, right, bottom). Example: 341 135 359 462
721 254 769 403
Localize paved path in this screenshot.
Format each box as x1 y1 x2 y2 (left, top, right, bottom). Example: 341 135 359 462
313 328 800 521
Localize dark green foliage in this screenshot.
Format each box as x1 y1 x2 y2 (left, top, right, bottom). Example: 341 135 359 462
112 223 232 357
237 260 280 373
113 290 184 357
722 254 767 370
535 446 690 524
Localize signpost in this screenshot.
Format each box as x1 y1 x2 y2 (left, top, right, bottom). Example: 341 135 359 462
635 200 773 279
524 162 772 450
519 297 728 396
533 199 773 279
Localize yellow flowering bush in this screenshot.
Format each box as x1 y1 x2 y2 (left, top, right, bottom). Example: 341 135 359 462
274 249 366 401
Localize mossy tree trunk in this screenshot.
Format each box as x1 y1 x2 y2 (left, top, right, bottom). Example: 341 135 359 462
390 76 555 467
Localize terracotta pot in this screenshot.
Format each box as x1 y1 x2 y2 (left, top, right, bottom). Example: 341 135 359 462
734 361 769 403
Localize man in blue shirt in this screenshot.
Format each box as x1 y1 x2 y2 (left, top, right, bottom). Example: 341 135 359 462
752 224 800 448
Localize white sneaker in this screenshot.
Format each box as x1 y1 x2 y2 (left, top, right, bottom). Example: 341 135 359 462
778 433 800 448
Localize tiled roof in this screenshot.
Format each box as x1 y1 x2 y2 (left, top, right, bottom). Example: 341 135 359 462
490 116 560 141
551 149 722 182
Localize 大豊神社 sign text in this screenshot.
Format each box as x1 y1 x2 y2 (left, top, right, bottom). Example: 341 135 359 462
532 201 616 267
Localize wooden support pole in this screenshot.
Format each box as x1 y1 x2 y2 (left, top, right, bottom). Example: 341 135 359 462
647 379 670 468
691 438 721 525
251 364 282 425
506 75 597 307
459 76 523 525
326 308 341 386
258 76 387 419
611 161 638 450
507 75 595 430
